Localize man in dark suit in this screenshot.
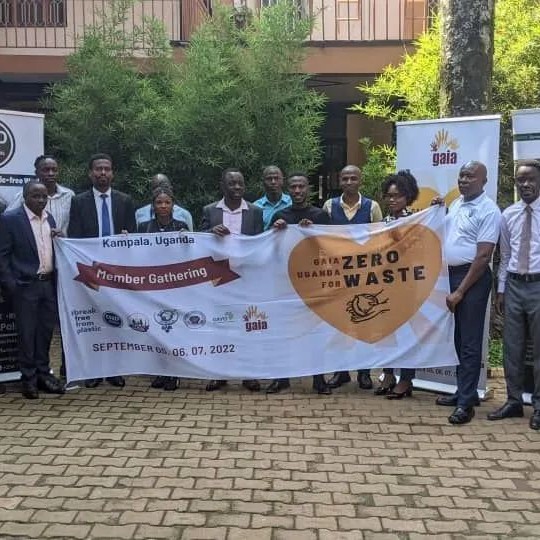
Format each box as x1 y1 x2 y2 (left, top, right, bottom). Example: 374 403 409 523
201 168 263 392
68 153 136 389
0 181 65 399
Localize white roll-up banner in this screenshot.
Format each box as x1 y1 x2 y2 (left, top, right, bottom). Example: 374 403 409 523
396 115 501 399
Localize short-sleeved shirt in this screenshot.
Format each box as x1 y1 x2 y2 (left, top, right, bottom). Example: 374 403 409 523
254 193 292 230
444 192 501 266
272 205 330 226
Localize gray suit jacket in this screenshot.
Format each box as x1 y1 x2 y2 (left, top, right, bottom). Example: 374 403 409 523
200 201 263 236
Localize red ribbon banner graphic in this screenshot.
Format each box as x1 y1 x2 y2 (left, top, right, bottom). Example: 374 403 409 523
74 257 240 291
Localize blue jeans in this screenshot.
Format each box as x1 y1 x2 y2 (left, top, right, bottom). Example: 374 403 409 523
449 265 492 409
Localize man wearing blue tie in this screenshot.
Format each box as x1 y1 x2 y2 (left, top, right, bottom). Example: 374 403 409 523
68 154 136 389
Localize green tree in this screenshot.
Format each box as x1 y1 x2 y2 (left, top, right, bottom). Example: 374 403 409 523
46 0 326 217
352 0 540 203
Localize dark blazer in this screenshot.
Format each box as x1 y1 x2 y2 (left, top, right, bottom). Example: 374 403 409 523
68 188 136 238
0 206 57 295
200 201 264 236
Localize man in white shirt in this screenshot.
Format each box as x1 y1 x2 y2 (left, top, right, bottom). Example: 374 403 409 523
7 155 75 235
201 168 263 392
488 160 540 430
435 161 501 425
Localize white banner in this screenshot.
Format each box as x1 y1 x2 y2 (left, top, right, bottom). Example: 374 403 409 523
56 207 457 382
512 108 540 160
396 115 501 398
0 109 44 205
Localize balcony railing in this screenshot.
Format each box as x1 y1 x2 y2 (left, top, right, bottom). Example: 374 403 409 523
254 0 435 42
0 0 434 50
0 0 211 49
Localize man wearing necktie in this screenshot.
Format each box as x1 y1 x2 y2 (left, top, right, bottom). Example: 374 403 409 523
489 160 540 430
68 153 136 389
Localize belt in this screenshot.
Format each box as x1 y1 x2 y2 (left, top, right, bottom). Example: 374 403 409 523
34 272 54 281
449 264 471 272
508 272 540 283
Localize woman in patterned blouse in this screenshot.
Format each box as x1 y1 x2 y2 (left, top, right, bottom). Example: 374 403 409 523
375 170 419 399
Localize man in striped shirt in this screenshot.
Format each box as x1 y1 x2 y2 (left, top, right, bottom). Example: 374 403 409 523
8 155 74 235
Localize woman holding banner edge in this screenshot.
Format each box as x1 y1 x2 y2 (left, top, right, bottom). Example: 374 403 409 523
375 170 420 399
138 184 189 391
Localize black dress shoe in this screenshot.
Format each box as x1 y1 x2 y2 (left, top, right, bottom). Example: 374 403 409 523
85 378 103 388
266 379 290 394
313 382 332 395
487 401 524 421
530 411 540 431
242 379 261 392
448 406 475 425
21 382 39 399
106 376 125 387
163 377 179 391
357 372 373 390
437 394 480 407
327 371 351 389
151 376 167 389
37 375 65 394
206 379 227 391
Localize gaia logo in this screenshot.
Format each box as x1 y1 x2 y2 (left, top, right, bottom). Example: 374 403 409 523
0 121 15 168
431 129 459 167
243 305 268 332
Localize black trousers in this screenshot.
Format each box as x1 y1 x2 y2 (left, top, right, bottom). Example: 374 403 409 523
14 280 57 382
449 266 492 408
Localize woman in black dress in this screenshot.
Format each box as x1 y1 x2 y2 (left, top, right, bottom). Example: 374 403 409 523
375 170 420 399
138 185 189 391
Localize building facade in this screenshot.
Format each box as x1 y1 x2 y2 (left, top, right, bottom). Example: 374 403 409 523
0 0 435 193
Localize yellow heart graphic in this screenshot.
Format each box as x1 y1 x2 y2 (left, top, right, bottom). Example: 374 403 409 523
288 225 442 343
411 186 460 213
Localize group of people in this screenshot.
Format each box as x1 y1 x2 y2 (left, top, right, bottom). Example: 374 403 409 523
0 153 538 432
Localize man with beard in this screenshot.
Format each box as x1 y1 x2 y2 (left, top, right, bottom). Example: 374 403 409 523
68 153 136 389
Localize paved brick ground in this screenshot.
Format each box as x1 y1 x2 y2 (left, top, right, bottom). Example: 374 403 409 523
0 338 539 539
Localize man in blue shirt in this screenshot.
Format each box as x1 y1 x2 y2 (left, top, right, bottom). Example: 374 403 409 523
136 174 193 231
254 166 292 230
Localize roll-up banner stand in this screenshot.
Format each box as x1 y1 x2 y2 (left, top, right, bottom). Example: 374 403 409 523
396 115 501 400
0 110 44 382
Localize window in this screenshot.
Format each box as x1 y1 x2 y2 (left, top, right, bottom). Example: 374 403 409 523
0 0 66 27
